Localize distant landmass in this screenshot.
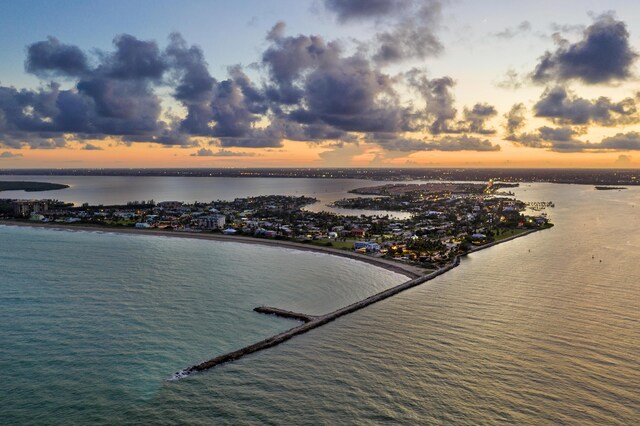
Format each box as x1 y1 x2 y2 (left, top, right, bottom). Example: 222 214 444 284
595 186 627 191
0 168 639 186
0 181 69 192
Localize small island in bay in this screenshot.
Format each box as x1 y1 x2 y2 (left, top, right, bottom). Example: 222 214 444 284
0 181 69 192
595 186 627 191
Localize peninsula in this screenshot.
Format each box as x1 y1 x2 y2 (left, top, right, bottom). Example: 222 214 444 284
0 181 69 192
1 181 554 375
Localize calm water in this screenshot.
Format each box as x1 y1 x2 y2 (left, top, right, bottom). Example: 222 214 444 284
0 175 413 218
1 181 639 424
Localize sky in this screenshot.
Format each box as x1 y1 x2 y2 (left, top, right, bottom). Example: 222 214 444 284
1 0 640 168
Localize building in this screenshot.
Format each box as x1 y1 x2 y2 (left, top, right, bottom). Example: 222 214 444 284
157 201 183 209
197 214 226 230
12 200 49 218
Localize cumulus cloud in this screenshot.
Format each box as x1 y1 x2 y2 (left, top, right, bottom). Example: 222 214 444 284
2 27 504 155
407 70 498 135
532 14 638 84
534 86 639 126
25 36 89 77
324 0 444 64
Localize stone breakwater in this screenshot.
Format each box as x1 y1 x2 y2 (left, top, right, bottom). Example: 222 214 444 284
173 257 461 379
173 228 545 379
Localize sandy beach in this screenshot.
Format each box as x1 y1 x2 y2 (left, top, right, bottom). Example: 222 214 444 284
1 220 429 279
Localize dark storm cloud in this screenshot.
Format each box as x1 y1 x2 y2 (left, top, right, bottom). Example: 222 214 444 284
25 37 89 77
532 15 638 84
534 86 639 126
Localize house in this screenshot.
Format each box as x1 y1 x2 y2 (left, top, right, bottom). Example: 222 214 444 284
351 228 366 237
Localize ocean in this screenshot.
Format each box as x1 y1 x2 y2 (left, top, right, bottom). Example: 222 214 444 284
1 179 639 424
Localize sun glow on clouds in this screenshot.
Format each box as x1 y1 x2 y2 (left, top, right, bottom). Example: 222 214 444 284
1 1 640 168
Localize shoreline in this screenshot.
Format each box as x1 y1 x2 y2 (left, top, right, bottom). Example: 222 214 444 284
0 220 427 279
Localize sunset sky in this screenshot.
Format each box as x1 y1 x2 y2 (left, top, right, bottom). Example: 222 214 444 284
2 0 640 168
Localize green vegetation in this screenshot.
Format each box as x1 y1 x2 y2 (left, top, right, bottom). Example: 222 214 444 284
0 181 69 192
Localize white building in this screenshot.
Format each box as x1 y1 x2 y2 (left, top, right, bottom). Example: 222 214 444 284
197 214 226 230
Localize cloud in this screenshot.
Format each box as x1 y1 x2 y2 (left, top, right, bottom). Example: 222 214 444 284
599 132 640 150
194 148 257 157
614 154 632 166
82 143 103 150
323 0 444 64
262 24 415 137
372 134 500 152
496 69 524 90
0 151 23 158
323 0 411 22
462 103 498 134
532 14 638 84
504 103 527 136
407 70 498 135
25 36 89 77
2 28 502 155
492 21 532 39
534 86 639 126
510 128 640 152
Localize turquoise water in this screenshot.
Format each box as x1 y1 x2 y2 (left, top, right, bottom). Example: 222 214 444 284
0 226 406 424
1 182 640 424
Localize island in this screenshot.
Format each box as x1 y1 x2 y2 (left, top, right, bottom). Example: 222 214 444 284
0 181 69 192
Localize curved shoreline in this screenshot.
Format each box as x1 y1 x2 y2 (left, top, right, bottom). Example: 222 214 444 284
2 220 547 377
0 220 427 279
